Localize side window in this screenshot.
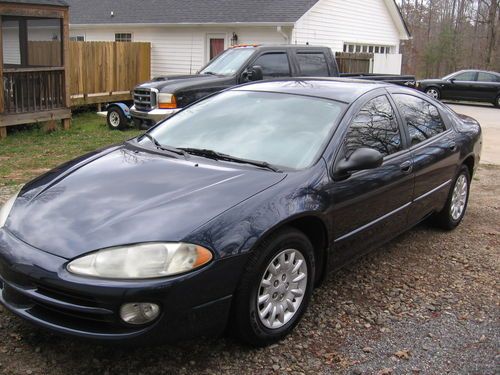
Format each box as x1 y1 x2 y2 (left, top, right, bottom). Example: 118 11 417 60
344 95 402 158
477 72 500 82
452 71 476 81
252 53 291 78
393 94 446 146
296 53 329 76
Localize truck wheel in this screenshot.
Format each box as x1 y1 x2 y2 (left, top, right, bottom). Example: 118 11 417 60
425 87 441 100
107 107 128 130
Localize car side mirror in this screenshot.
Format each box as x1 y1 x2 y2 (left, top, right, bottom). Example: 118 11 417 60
333 147 383 180
449 78 456 84
246 65 264 81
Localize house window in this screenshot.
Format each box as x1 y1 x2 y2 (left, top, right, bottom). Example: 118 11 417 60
343 43 393 54
115 33 132 42
70 35 85 41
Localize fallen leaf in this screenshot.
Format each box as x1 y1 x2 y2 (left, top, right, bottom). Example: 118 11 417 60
394 349 411 360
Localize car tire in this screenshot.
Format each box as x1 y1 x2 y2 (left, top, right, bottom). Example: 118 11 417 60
107 107 128 130
425 87 441 100
431 165 470 230
494 95 500 108
231 227 315 347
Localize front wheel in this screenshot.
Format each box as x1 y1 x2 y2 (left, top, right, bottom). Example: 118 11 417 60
431 165 470 230
425 87 441 100
494 95 500 108
231 227 315 346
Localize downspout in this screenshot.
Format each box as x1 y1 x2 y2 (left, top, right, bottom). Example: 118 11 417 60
277 26 289 44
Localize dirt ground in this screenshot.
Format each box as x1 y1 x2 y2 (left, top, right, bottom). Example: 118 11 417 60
0 164 498 374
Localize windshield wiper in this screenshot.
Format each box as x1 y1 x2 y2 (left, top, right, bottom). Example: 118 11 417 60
141 133 187 158
178 148 281 172
202 71 217 75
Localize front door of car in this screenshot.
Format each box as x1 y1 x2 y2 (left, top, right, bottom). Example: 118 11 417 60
390 92 460 226
444 71 478 100
324 93 414 267
243 51 293 81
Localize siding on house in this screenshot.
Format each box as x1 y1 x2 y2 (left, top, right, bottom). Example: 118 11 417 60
71 26 290 77
293 0 401 54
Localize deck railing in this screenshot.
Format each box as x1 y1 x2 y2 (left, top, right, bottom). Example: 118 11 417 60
2 67 65 114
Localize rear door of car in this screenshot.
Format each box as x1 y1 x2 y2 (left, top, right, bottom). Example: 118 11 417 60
472 72 500 102
291 48 336 77
388 89 460 226
324 90 414 266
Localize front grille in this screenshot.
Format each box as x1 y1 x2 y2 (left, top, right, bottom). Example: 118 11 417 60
134 88 156 111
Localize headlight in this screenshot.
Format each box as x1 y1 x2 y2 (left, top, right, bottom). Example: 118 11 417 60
67 242 213 279
0 189 20 229
158 93 177 109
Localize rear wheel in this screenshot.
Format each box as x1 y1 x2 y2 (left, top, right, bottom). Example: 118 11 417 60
432 165 470 230
107 107 128 130
494 95 500 108
425 87 441 100
231 227 315 346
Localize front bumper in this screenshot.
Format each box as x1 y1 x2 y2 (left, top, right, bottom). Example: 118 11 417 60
130 105 180 124
0 228 247 345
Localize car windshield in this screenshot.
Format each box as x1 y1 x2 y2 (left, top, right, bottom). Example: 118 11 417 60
142 90 346 170
199 48 255 76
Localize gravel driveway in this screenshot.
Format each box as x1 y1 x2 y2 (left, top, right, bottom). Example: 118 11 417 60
0 168 498 375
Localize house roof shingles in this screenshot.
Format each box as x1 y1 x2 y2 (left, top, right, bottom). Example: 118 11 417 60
65 0 320 25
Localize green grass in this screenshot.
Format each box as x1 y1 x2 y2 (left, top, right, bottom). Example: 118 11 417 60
0 112 142 186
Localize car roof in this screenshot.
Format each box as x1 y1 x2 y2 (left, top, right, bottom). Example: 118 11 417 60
233 78 392 103
453 69 500 75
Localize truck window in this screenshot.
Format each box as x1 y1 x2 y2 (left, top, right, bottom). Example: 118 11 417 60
252 53 291 78
296 53 329 76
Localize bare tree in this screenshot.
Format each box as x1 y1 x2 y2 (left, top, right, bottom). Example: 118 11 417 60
397 0 500 78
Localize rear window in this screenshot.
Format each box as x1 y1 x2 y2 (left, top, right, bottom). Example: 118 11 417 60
296 52 329 76
477 72 500 82
393 94 447 146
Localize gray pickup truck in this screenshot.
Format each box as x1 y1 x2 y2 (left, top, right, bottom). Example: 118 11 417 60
107 45 415 129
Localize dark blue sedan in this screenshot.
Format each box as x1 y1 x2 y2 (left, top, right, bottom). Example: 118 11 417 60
0 79 482 346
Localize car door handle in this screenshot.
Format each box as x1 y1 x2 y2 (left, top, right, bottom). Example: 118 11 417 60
449 142 457 151
400 160 413 174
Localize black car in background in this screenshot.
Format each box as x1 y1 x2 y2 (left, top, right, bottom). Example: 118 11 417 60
416 69 500 107
0 79 482 346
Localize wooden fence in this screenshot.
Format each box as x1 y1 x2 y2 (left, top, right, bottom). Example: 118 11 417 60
26 41 151 106
68 41 151 105
335 52 373 74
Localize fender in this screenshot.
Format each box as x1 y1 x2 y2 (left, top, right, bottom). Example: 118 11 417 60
107 103 132 120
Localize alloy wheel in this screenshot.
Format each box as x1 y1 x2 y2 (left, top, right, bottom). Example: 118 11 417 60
257 249 308 329
426 88 440 99
450 174 468 220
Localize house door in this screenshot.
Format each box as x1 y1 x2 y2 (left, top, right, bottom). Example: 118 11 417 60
208 36 225 60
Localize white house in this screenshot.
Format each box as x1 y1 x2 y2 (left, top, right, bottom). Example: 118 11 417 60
65 0 410 77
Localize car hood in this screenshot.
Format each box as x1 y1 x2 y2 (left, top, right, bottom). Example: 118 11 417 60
137 74 229 92
6 144 285 259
